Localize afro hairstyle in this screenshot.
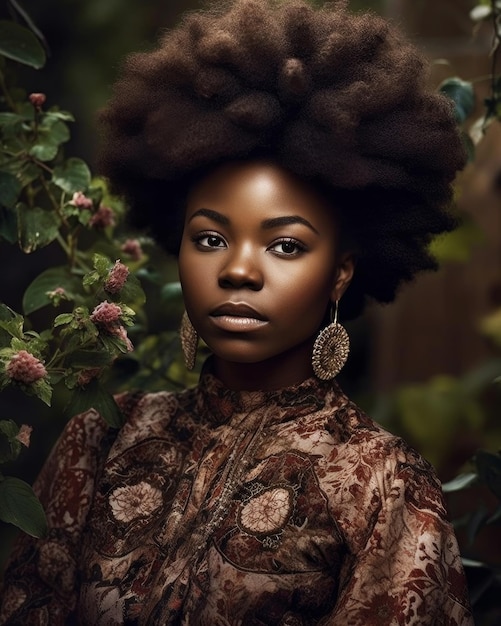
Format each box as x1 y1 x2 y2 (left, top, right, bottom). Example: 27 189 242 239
99 0 466 320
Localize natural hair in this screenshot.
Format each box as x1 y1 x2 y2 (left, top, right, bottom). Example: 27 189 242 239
99 0 465 319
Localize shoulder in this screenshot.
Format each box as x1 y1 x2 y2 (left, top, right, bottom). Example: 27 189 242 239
303 396 451 553
314 394 447 515
324 393 438 479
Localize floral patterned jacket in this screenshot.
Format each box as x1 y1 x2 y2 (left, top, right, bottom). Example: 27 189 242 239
0 368 473 625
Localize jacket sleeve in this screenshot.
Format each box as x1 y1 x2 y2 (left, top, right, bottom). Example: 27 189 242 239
324 445 473 626
0 409 114 626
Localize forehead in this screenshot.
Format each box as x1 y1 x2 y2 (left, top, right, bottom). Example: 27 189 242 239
185 160 339 230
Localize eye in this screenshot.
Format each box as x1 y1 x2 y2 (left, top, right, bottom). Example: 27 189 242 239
193 232 227 249
268 238 306 256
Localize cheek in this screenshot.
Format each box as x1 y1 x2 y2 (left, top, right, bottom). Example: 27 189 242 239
178 245 217 318
271 255 335 314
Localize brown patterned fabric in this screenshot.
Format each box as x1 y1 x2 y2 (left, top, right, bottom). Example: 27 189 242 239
0 366 473 625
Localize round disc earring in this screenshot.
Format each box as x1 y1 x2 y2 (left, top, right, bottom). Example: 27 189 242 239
311 300 350 380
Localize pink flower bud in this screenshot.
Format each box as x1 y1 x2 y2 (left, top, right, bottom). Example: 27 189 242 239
90 301 122 326
16 424 33 448
29 93 46 110
89 205 115 229
104 260 129 294
5 350 47 384
121 239 143 262
46 287 67 305
70 191 93 210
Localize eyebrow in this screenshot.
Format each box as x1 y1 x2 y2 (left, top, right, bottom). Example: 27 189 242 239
261 215 319 235
189 208 319 234
188 208 230 225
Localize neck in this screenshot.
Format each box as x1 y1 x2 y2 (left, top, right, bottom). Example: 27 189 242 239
212 340 316 391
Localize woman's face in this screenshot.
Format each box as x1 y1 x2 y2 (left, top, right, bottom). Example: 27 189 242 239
178 160 353 388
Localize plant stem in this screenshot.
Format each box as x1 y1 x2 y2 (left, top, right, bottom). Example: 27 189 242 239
56 232 71 257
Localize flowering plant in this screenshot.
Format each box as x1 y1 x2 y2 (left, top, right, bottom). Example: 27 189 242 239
0 15 198 538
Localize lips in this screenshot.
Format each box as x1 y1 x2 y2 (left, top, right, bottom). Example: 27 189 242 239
210 302 267 321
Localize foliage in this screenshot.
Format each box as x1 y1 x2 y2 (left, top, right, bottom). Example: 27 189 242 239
379 3 501 621
0 16 199 538
442 451 501 623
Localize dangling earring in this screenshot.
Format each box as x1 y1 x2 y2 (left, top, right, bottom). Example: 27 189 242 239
180 311 198 370
312 300 350 380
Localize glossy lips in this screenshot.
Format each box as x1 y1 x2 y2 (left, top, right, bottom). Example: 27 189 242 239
210 303 268 332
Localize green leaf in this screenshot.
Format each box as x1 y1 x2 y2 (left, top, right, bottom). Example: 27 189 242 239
93 253 112 275
82 270 100 288
23 330 49 355
53 313 75 327
52 158 91 193
0 419 19 440
439 78 475 124
29 114 70 161
0 206 18 244
0 112 26 125
117 273 146 306
0 21 46 69
0 477 47 537
64 379 123 428
29 143 58 162
31 377 52 405
0 420 21 463
161 281 183 301
29 119 71 162
0 304 24 340
23 267 82 315
40 118 70 144
461 557 490 568
0 171 22 209
16 204 60 253
19 162 42 187
100 332 132 355
46 110 75 122
442 472 478 493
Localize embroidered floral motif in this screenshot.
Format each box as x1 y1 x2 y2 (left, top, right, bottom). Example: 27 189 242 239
109 481 163 523
239 487 293 536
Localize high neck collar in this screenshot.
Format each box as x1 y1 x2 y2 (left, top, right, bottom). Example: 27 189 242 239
195 358 345 428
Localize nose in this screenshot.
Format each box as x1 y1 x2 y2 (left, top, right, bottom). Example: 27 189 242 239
218 244 263 290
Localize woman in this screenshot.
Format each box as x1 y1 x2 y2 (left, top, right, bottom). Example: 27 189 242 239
0 1 473 624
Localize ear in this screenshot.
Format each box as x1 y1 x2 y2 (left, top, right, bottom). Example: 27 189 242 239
330 253 355 302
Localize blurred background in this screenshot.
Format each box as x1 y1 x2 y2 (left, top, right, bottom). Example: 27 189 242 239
0 0 500 622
